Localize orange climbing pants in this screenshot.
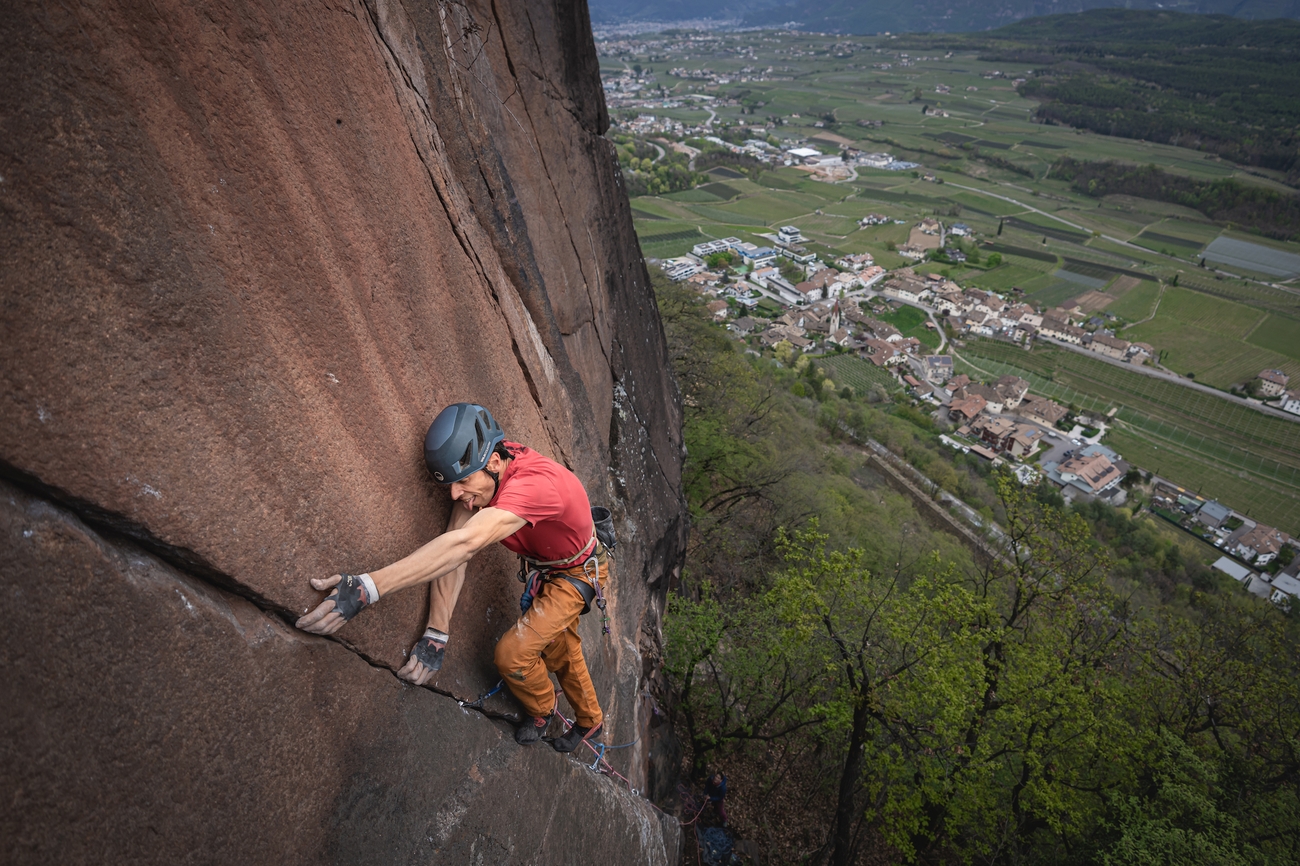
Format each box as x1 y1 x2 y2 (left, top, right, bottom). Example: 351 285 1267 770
494 555 609 729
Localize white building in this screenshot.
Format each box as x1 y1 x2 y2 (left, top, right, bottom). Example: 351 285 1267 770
1269 572 1300 610
663 258 702 281
777 225 805 245
1283 390 1300 416
692 239 733 257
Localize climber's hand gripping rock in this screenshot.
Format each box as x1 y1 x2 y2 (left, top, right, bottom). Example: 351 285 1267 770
397 629 447 685
295 572 377 635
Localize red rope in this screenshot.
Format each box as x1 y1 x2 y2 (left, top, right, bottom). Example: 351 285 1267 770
554 710 639 792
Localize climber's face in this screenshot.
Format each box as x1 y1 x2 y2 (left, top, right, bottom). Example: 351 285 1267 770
449 452 507 510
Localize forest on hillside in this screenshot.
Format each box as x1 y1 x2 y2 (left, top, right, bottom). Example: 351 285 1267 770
653 271 1300 865
950 11 1300 183
1050 157 1300 240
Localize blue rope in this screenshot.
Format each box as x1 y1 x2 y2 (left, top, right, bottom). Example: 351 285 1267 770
605 737 639 750
586 737 638 770
458 679 504 709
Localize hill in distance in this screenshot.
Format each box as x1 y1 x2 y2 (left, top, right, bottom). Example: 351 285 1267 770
589 0 1300 32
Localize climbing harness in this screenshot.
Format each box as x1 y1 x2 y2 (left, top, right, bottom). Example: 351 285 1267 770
517 507 617 635
329 573 376 621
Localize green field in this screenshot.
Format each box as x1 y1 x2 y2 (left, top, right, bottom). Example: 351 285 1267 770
819 355 900 394
1124 287 1299 387
1106 281 1162 321
879 304 942 349
956 341 1300 534
1247 314 1300 361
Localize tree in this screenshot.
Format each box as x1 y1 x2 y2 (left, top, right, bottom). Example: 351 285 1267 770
769 525 985 865
705 251 735 270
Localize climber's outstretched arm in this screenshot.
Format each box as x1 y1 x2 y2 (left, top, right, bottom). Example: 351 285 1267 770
295 507 526 635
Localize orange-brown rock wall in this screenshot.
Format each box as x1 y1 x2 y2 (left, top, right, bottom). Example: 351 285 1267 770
0 0 684 861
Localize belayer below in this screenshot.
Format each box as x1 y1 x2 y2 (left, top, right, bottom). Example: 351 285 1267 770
295 402 614 751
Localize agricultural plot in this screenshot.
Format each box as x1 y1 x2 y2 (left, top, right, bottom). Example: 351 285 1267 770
1179 277 1300 318
1005 216 1090 243
1202 237 1300 279
819 355 899 394
1105 428 1300 536
1054 268 1108 289
686 205 771 226
798 214 865 238
965 264 1048 292
958 341 1300 534
1025 279 1087 308
1106 281 1161 321
1133 231 1204 255
666 188 725 204
987 243 1059 263
698 182 742 200
1247 315 1300 362
1123 287 1300 386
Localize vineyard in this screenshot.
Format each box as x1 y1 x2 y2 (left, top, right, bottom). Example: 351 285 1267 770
955 340 1300 534
819 355 900 395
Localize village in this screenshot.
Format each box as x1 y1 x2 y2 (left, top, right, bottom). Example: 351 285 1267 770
655 218 1300 608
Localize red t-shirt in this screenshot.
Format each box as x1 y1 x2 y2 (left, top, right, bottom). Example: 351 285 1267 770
489 442 593 563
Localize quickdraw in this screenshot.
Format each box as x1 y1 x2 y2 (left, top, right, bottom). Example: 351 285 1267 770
458 679 504 710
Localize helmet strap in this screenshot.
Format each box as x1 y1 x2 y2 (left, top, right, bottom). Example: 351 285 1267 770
484 452 510 501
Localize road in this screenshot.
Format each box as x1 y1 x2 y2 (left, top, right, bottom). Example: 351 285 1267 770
649 141 665 164
1030 336 1300 424
944 181 1170 260
846 286 948 352
951 336 1299 425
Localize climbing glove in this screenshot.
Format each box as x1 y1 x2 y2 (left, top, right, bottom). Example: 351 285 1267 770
330 572 379 621
296 572 378 636
411 628 448 672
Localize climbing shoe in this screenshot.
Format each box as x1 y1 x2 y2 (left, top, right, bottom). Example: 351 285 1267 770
411 628 447 672
552 721 602 754
515 713 551 746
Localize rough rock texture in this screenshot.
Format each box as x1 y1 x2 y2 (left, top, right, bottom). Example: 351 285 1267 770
0 0 684 861
0 480 679 863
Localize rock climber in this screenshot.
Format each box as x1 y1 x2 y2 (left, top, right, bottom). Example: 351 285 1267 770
704 771 729 827
295 402 610 752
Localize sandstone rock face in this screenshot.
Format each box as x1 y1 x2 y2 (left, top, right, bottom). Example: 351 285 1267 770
0 480 680 863
0 0 684 860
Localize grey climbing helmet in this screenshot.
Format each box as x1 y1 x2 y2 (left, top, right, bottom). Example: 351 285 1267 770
424 403 505 483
